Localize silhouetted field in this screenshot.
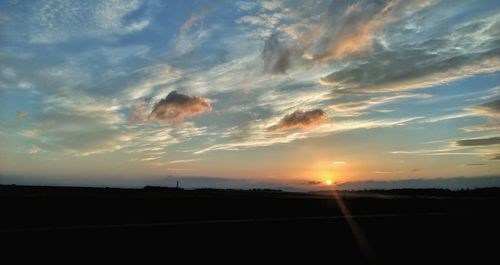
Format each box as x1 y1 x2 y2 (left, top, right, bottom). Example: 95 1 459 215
2 185 500 263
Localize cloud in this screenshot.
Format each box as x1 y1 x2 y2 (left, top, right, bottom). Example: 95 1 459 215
28 146 40 155
236 2 258 11
471 86 500 102
419 112 476 124
257 0 437 74
319 13 500 95
126 64 183 100
180 9 212 33
455 136 500 147
175 29 212 55
41 92 125 125
305 180 322 186
464 99 500 131
262 32 293 74
29 0 150 43
122 126 179 158
195 116 422 154
148 91 212 122
465 163 486 166
168 159 202 164
307 0 398 62
45 129 132 156
320 46 500 94
261 1 281 11
17 112 133 156
470 99 500 117
130 101 148 124
329 93 431 117
174 8 215 56
274 109 328 131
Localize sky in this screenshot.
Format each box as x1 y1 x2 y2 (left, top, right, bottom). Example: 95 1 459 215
0 0 499 189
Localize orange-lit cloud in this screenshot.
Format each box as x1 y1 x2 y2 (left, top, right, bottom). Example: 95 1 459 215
148 91 212 122
260 0 437 74
180 8 213 33
312 1 395 62
310 0 436 62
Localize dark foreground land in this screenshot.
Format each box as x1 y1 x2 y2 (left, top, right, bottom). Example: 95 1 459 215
2 185 500 263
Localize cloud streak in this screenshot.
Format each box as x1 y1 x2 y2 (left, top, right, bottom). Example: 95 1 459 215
329 93 431 116
455 136 500 147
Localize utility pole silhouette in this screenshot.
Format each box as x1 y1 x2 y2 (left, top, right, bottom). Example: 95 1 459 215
176 181 179 189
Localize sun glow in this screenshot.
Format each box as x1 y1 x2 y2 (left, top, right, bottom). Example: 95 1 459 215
325 179 333 186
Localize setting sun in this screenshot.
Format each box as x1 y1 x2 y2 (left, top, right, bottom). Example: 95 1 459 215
325 179 333 186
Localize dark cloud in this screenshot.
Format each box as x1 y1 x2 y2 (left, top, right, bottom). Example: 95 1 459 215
321 44 500 94
465 163 486 166
148 91 212 122
465 99 500 131
492 154 500 160
455 136 500 146
275 109 328 131
305 180 322 186
262 32 293 74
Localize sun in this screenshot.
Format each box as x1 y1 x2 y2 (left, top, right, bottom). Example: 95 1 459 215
325 179 333 186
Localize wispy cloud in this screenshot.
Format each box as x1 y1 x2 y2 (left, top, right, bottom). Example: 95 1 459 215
464 99 500 132
29 0 150 43
168 159 202 164
255 0 438 74
320 13 500 95
330 93 431 117
195 116 423 154
174 8 217 56
21 114 134 156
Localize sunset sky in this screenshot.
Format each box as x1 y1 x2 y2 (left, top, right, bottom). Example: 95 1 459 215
0 0 499 189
